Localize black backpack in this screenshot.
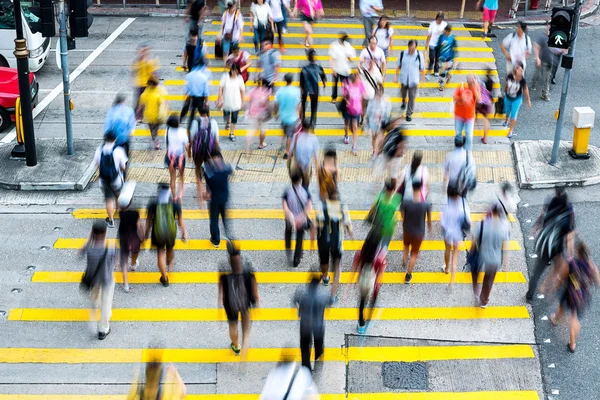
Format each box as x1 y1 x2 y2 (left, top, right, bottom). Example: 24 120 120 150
192 118 214 165
227 273 251 314
99 146 119 182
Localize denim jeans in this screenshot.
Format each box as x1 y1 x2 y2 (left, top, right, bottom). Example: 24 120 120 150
361 15 377 47
455 117 474 151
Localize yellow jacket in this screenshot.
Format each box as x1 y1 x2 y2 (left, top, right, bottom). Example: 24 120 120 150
127 364 186 400
139 86 168 124
133 56 159 88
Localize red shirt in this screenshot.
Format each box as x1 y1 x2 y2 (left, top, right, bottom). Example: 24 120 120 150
454 83 479 119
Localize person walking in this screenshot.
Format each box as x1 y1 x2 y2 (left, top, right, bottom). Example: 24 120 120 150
292 0 324 48
359 36 386 123
549 46 567 85
164 116 189 200
186 0 207 37
137 77 168 150
501 21 532 76
260 357 319 398
257 39 282 90
470 202 509 307
132 44 159 123
373 125 406 189
294 277 332 370
371 15 394 58
274 73 301 159
441 188 471 287
453 75 480 151
94 130 128 228
368 179 401 252
182 28 200 72
283 172 313 268
317 148 339 202
246 79 272 151
217 63 246 142
435 25 457 91
299 49 327 129
218 0 244 63
394 40 425 122
550 242 599 353
532 27 553 101
80 222 117 340
443 136 476 199
504 63 531 139
342 73 366 155
201 150 234 247
226 43 252 84
476 69 494 144
144 184 188 287
424 12 447 76
401 180 432 283
328 32 356 103
180 61 212 132
288 119 320 189
127 351 186 399
399 150 429 202
219 241 259 357
117 195 142 293
476 0 498 37
365 83 391 158
359 0 382 47
268 0 291 52
104 93 135 159
191 105 220 207
251 0 275 54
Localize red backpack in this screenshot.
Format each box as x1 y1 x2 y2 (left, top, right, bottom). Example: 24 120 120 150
232 53 249 83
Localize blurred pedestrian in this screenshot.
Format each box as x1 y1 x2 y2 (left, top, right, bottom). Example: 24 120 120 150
399 150 429 202
94 130 128 228
441 186 471 287
104 93 135 159
294 277 331 370
373 124 406 189
394 40 425 122
246 79 273 151
127 349 186 399
443 136 476 200
251 0 275 54
549 46 567 85
164 116 189 201
202 150 234 247
476 69 494 144
527 186 576 302
550 242 600 353
118 193 142 293
132 44 159 123
317 148 339 201
288 119 320 189
191 105 220 207
342 73 366 155
365 83 391 158
219 0 244 63
144 184 188 287
268 0 291 52
359 0 382 47
185 0 207 38
476 0 498 37
470 203 509 307
424 12 446 76
80 221 116 340
226 43 252 84
258 39 282 89
274 73 301 159
401 180 432 283
453 75 480 151
368 179 401 252
292 0 324 48
137 76 168 150
328 32 356 103
435 25 457 91
218 240 259 356
182 28 200 72
503 63 531 139
180 60 212 132
359 36 385 124
283 172 313 267
372 15 394 58
260 356 319 398
217 63 246 143
532 26 553 101
496 182 515 220
300 49 327 129
501 21 531 75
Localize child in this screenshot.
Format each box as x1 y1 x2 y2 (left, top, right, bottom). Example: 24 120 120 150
436 25 457 91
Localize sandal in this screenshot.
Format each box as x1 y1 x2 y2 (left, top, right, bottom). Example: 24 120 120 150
352 146 358 156
568 342 576 353
481 137 487 144
442 266 449 274
258 143 268 150
344 135 349 145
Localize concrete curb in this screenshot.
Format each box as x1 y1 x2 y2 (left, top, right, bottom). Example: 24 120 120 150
0 159 96 191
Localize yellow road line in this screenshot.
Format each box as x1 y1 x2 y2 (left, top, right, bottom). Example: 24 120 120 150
175 65 499 75
164 94 455 102
0 344 533 363
203 41 493 52
72 209 515 223
53 238 522 251
200 53 495 62
31 271 527 284
8 306 529 322
203 31 491 41
168 109 506 118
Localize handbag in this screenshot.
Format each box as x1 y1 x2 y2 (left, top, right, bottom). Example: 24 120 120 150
214 40 223 59
461 197 471 233
287 132 301 178
80 249 108 292
466 220 484 272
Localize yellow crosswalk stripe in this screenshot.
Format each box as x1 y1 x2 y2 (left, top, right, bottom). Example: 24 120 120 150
0 392 542 400
31 271 527 284
198 53 494 62
0 344 534 363
53 238 522 251
164 94 456 102
8 306 529 322
202 31 492 41
202 41 493 52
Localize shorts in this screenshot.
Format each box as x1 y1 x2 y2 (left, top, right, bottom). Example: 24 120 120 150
151 233 175 251
282 122 298 138
482 7 497 23
224 304 249 322
476 102 494 116
504 95 523 120
318 233 342 265
224 110 240 124
346 114 361 122
403 232 424 251
165 152 186 170
300 13 315 24
119 233 141 258
101 179 122 201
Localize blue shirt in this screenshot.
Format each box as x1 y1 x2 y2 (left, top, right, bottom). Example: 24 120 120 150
484 0 499 10
436 34 457 62
275 85 301 125
104 103 135 146
185 65 212 97
360 0 382 17
259 48 281 84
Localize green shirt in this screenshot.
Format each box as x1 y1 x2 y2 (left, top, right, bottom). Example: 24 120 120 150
373 191 402 237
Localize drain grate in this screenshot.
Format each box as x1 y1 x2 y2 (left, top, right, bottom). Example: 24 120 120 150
382 361 428 390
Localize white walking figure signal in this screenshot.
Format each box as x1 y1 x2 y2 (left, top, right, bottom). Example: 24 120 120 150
555 36 565 46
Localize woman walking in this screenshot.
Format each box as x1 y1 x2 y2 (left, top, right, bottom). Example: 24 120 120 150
268 0 291 52
441 187 471 287
453 75 480 151
477 69 494 144
292 0 324 48
504 63 531 138
399 150 429 202
424 12 447 76
164 116 189 200
217 64 246 143
365 84 391 158
118 196 142 293
250 0 275 54
246 79 272 151
342 73 366 155
400 180 432 283
219 0 244 63
137 77 168 150
372 15 394 58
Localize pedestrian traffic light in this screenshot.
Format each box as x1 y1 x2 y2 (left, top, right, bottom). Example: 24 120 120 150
69 0 94 38
548 7 575 49
39 0 56 37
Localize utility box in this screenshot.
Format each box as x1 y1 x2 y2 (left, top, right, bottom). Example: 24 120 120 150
570 106 594 159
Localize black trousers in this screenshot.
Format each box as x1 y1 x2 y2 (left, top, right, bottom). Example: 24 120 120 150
209 200 229 244
526 254 552 299
428 46 439 74
300 328 324 370
285 219 306 264
331 73 348 101
301 91 318 128
180 96 206 131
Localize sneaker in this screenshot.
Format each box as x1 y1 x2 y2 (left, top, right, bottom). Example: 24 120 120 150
507 130 514 139
480 303 488 309
229 134 236 142
357 323 367 335
231 342 242 355
434 72 439 77
98 328 111 340
541 94 550 102
123 284 130 293
400 103 406 110
330 295 339 305
323 275 330 286
210 239 220 248
282 28 288 34
159 276 169 287
404 272 413 284
130 262 138 272
105 217 115 228
551 78 557 85
283 153 289 160
502 120 509 127
344 135 349 145
406 115 412 122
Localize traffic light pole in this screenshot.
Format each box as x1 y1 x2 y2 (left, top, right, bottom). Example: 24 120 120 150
12 0 37 166
549 0 582 166
58 0 75 156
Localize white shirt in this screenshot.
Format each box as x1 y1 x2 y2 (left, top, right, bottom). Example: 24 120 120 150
428 20 448 47
502 32 532 69
328 40 356 76
221 9 244 42
360 46 386 70
165 127 189 154
220 73 245 111
373 26 394 50
401 164 429 199
94 142 128 186
268 0 288 22
397 50 425 87
260 363 319 400
444 148 475 182
251 3 272 27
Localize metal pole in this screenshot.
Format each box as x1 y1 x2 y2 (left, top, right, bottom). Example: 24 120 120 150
59 0 75 156
12 0 37 166
549 0 581 165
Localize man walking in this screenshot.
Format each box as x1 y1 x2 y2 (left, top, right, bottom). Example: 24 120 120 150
181 59 212 131
394 40 425 122
328 32 356 103
258 39 282 90
274 73 301 159
289 119 320 189
202 150 234 248
532 27 553 101
283 172 313 268
104 94 135 159
501 21 532 76
299 49 327 129
359 0 382 47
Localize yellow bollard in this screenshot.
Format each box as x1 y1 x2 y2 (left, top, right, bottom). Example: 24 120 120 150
570 107 595 159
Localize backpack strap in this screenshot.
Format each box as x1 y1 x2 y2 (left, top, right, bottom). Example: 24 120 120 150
282 366 300 400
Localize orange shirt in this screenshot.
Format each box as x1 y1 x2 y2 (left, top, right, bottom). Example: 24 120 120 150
454 83 479 119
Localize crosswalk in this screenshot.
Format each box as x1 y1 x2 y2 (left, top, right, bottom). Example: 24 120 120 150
0 17 543 399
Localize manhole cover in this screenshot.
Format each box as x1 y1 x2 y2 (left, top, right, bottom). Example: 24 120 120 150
382 362 428 390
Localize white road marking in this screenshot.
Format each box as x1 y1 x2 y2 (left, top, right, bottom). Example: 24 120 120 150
0 17 136 145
